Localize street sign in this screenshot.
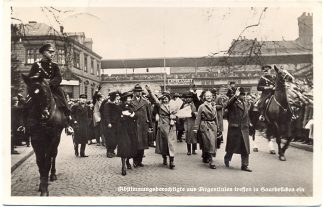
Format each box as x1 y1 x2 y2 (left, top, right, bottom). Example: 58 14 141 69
167 79 193 85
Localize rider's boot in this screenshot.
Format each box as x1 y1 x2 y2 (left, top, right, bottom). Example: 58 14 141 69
63 108 74 135
259 112 265 121
41 107 50 120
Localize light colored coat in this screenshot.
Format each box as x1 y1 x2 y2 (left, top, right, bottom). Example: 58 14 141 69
93 100 102 126
155 103 177 157
194 102 219 154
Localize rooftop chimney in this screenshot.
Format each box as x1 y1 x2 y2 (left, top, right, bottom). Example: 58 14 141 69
84 38 93 50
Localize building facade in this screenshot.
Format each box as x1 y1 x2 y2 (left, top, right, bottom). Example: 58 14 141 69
100 12 313 95
11 22 102 99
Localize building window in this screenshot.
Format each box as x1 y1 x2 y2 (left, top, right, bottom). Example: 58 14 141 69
73 51 80 69
84 55 88 72
91 87 94 97
84 85 88 98
26 49 34 64
57 49 65 65
90 58 94 74
97 63 100 76
26 49 43 64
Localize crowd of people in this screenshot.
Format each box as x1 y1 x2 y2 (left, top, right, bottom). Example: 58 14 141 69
11 43 314 178
100 71 262 82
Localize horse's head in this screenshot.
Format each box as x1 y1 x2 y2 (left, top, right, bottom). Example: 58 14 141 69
274 65 294 84
22 74 53 113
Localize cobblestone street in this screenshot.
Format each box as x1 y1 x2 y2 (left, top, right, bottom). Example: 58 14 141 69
11 121 313 197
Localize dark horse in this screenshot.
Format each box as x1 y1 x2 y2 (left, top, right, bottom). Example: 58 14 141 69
264 65 294 161
22 74 66 196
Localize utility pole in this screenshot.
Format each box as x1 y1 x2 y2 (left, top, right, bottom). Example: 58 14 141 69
163 57 166 91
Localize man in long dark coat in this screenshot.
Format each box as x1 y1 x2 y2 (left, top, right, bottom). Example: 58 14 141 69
130 84 153 167
71 94 91 157
257 65 276 121
224 87 252 172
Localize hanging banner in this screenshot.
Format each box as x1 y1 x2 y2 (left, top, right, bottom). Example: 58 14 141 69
167 79 193 85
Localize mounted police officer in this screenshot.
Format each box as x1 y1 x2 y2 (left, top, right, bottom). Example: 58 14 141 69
28 43 72 133
257 65 276 121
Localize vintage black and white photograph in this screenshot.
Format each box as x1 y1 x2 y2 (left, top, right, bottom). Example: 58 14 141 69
1 0 322 205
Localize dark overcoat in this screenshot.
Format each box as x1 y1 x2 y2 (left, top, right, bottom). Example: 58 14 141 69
225 96 251 154
130 97 153 150
29 60 68 109
71 103 91 144
103 101 122 149
257 75 276 108
117 103 138 158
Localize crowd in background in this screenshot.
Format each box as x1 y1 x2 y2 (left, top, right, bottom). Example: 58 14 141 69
11 78 314 159
100 71 262 82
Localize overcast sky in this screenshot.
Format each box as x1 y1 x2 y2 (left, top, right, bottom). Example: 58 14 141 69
11 7 311 60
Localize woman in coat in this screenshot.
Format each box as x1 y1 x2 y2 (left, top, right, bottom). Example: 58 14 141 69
117 91 138 176
193 91 219 169
146 85 177 169
182 92 198 155
103 91 121 158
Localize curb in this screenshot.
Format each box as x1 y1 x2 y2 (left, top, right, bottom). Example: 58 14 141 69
281 139 313 152
11 150 34 173
289 142 313 152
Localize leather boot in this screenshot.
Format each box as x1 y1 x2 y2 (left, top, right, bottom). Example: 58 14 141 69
187 144 191 155
169 157 175 169
209 155 216 169
163 155 167 165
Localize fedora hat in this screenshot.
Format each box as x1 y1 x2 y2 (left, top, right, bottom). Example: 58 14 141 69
132 84 143 92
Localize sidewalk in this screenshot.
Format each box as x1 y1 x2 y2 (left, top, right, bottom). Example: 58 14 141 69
11 144 34 173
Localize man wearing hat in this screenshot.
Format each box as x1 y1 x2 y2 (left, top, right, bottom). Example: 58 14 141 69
130 84 153 167
226 81 237 98
28 43 72 130
257 65 276 121
71 94 91 157
224 87 252 172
